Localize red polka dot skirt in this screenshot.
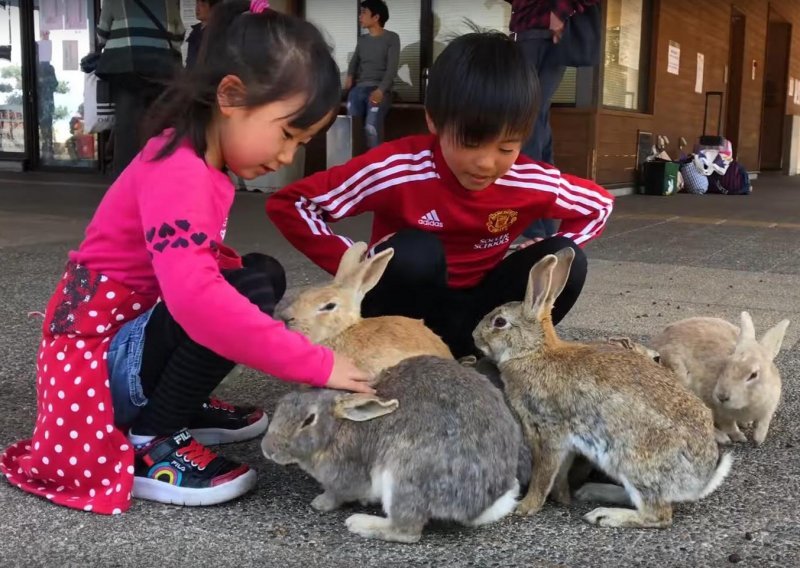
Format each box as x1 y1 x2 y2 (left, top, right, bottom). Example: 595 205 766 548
1 263 157 515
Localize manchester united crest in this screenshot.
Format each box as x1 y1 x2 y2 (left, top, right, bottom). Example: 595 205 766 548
486 209 518 234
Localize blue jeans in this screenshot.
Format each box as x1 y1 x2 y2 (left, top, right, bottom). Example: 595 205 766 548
347 84 391 149
107 305 156 427
519 37 566 239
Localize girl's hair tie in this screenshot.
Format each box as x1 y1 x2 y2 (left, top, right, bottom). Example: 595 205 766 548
250 0 269 14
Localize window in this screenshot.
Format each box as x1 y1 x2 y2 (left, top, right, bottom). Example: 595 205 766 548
305 1 359 88
602 0 652 111
432 0 509 60
552 68 577 105
432 1 577 106
302 1 583 106
387 0 421 102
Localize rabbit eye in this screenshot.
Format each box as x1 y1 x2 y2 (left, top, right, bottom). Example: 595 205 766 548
747 371 758 382
300 414 316 428
319 302 337 312
493 316 509 329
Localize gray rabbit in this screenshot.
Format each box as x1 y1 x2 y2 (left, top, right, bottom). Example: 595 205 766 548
261 356 522 543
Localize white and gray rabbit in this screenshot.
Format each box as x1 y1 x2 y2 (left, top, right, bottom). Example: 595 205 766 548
473 248 732 529
261 356 522 543
650 312 789 445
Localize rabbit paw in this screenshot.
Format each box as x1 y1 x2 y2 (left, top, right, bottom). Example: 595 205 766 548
575 483 632 505
515 496 545 517
345 514 422 544
715 430 732 445
728 430 748 443
752 427 768 446
584 506 672 529
311 492 341 512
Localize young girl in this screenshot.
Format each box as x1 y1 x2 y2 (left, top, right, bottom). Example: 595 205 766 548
267 32 615 359
1 0 371 515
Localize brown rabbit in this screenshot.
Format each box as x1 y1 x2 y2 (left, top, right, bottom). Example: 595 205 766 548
473 248 732 529
650 313 788 445
278 242 452 378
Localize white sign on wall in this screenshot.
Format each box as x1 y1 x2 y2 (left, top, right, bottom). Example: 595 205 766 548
695 53 704 94
667 40 680 75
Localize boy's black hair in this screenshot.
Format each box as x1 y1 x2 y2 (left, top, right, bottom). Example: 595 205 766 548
360 0 389 27
145 0 341 161
425 32 539 147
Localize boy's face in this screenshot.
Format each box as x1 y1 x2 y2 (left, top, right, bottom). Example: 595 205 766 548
359 8 379 28
428 116 523 191
195 0 211 23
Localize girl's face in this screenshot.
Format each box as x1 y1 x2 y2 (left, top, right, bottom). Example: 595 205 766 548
214 78 334 180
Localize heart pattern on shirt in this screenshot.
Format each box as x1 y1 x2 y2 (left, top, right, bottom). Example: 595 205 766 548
158 223 176 239
146 220 211 255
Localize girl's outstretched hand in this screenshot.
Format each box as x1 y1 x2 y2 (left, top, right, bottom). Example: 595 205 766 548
326 354 375 394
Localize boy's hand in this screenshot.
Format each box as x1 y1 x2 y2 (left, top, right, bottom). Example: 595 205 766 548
511 237 544 251
344 76 354 91
370 89 384 105
550 12 565 43
326 354 375 394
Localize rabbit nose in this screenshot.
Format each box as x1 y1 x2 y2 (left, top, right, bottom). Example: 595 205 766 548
716 391 731 403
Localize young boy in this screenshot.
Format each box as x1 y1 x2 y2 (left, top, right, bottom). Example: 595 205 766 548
267 32 614 358
344 0 399 149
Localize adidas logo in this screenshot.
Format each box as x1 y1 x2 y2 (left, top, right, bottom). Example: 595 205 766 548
418 209 444 228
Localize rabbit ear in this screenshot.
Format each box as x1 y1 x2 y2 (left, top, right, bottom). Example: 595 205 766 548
760 319 790 361
334 242 369 283
738 311 756 342
333 394 399 422
607 336 634 350
546 248 576 305
350 247 395 299
523 254 557 320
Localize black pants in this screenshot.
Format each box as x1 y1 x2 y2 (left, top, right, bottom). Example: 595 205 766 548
109 74 166 179
361 230 587 358
131 253 286 436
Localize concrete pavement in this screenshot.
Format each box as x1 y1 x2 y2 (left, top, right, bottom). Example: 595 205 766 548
0 173 799 567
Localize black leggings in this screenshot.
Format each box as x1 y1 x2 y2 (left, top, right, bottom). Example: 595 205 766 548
131 253 285 436
361 230 587 358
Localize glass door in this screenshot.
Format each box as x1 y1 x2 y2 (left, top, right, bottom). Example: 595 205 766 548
32 0 97 168
0 0 26 157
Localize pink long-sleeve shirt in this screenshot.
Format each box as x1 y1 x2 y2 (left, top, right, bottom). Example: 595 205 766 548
70 133 333 387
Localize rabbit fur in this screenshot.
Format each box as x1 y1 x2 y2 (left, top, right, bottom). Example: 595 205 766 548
278 242 453 378
262 355 523 543
650 313 789 446
473 248 731 529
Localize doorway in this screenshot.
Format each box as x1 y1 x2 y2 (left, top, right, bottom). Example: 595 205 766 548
759 6 792 171
0 0 101 171
725 7 745 159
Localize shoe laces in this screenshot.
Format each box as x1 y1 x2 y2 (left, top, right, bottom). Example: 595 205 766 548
208 397 235 413
175 439 217 470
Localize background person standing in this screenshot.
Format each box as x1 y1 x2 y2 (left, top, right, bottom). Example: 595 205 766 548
506 0 601 246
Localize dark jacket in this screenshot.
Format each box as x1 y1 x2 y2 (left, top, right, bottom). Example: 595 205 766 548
185 23 204 70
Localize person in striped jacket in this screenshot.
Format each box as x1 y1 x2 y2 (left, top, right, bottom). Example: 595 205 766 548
267 31 614 358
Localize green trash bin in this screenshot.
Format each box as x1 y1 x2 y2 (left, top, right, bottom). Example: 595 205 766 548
638 160 679 196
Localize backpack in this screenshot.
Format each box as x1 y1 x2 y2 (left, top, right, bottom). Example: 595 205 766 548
707 161 751 195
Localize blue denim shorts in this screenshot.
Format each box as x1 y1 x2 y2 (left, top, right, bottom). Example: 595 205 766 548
107 305 156 427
